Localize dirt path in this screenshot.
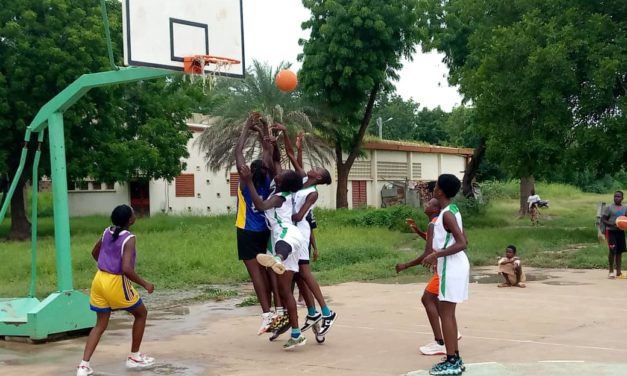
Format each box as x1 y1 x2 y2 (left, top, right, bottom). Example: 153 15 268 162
2 267 627 375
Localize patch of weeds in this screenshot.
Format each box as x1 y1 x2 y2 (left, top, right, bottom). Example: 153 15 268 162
236 294 259 307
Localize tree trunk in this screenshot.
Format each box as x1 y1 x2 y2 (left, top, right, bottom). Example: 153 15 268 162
336 161 349 208
0 174 8 210
9 181 31 240
519 176 535 216
462 138 486 197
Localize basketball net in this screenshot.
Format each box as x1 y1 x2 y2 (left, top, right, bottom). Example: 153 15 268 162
183 55 240 93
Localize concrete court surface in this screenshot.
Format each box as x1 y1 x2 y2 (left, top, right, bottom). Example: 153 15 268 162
1 267 627 375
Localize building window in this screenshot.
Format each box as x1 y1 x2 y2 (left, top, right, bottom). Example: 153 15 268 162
349 160 372 179
230 173 239 196
377 161 408 179
352 180 367 208
175 174 195 197
91 182 102 190
411 163 422 180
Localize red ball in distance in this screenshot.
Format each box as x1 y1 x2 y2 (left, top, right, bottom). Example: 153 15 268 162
275 69 298 92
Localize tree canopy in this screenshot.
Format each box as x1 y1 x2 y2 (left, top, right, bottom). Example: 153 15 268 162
298 0 421 207
0 0 202 238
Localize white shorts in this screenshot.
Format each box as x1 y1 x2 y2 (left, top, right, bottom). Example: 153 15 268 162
269 227 308 273
296 221 311 261
437 251 470 303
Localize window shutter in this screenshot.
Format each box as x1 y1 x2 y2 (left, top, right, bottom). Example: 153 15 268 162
352 180 367 207
175 174 195 197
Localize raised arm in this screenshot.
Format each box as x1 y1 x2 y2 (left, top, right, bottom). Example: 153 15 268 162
238 164 284 211
235 119 251 171
273 123 306 177
292 191 318 223
296 131 304 169
406 218 427 240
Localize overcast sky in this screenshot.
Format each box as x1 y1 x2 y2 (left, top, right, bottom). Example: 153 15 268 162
242 0 463 111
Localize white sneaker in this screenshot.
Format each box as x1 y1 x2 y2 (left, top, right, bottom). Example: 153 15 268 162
258 311 274 335
609 272 616 279
126 353 155 369
256 254 286 274
76 365 94 376
419 341 446 355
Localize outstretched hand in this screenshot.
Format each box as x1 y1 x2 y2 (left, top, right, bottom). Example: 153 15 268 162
270 122 288 133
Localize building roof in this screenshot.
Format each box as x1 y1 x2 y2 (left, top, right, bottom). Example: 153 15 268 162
363 138 473 156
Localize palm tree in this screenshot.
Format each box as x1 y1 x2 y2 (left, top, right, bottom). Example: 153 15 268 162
195 60 333 173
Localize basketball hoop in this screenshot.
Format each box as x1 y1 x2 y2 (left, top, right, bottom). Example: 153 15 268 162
183 55 240 91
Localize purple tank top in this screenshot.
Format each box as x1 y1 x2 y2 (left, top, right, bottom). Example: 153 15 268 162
97 227 136 275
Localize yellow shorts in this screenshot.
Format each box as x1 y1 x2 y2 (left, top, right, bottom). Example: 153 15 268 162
89 270 142 312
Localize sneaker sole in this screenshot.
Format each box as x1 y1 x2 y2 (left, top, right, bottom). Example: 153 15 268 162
300 317 322 332
283 337 307 350
126 361 155 369
256 254 286 275
420 349 446 356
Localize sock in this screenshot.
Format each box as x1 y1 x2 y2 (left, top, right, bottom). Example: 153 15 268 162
291 327 301 338
276 306 285 315
130 352 141 359
321 306 331 316
274 255 283 262
436 338 444 346
80 360 89 367
446 354 456 363
307 306 317 316
455 350 460 357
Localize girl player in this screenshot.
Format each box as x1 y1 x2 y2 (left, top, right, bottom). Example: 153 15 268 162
238 165 309 350
76 205 154 376
272 123 338 335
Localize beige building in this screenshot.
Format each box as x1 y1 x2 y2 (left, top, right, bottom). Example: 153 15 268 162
67 125 472 217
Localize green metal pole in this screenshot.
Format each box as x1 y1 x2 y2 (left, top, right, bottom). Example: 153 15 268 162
29 131 45 297
0 130 32 225
100 0 118 70
47 113 73 292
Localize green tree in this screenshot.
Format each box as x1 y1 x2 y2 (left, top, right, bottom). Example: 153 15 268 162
0 0 201 239
368 93 419 140
299 0 421 208
195 60 333 173
420 0 626 213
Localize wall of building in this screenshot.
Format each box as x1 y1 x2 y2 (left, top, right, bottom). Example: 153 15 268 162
67 126 470 216
68 182 129 217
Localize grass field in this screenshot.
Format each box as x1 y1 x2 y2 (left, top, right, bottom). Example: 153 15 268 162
0 182 613 298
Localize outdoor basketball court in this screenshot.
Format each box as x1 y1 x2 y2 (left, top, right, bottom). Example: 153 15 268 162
2 267 626 375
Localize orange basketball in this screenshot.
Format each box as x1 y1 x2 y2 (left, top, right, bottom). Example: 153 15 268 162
275 69 298 92
617 216 627 230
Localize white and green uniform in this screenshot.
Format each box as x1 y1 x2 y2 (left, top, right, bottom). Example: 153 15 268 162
264 191 307 272
433 203 469 303
293 184 317 261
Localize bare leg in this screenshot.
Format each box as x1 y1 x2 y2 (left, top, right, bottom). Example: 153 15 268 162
278 271 298 328
617 253 622 276
244 259 271 312
422 291 443 340
295 274 315 308
438 301 459 356
130 303 148 353
298 264 327 307
267 268 282 308
82 311 111 361
609 251 615 274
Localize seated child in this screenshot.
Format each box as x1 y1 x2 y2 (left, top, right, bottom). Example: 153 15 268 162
497 245 526 288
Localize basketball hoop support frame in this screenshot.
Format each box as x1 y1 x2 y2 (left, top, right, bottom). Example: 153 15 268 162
0 66 173 340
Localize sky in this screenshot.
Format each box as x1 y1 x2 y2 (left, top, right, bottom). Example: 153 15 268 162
242 0 463 111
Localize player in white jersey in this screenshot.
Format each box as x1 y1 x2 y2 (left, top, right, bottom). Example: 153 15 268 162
238 165 309 350
422 174 468 376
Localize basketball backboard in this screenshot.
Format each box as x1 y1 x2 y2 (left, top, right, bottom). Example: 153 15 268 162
122 0 245 77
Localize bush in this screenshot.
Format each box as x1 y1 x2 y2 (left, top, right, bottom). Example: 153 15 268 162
454 194 488 216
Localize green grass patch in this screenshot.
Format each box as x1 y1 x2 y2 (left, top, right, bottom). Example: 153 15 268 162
0 183 615 298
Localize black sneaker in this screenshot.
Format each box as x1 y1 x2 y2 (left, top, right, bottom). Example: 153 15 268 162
300 313 322 332
317 311 337 336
